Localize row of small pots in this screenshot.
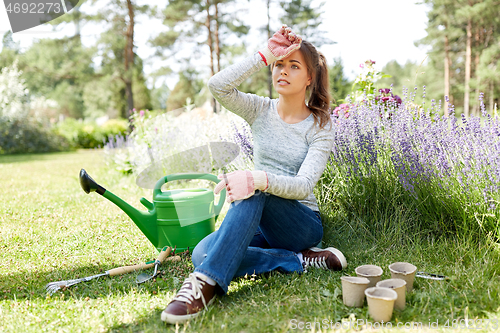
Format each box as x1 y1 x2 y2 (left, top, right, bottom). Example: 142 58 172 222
341 262 417 322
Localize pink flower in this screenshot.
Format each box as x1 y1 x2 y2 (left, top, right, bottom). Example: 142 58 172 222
359 64 364 68
140 110 145 117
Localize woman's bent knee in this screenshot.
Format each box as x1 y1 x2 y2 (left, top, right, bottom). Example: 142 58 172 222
191 232 216 267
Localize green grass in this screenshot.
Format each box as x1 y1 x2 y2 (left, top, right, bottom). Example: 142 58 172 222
1 150 500 332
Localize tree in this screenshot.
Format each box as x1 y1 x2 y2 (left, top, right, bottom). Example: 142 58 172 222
418 0 500 117
87 0 152 119
19 37 95 118
1 31 20 52
375 58 444 111
279 0 332 47
166 70 203 112
417 0 462 117
124 0 136 116
151 0 249 113
0 32 20 70
254 0 333 99
329 57 351 105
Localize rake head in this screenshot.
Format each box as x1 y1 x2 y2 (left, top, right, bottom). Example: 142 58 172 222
45 273 107 295
45 281 73 295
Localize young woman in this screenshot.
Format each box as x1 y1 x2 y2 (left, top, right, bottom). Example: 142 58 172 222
161 25 347 324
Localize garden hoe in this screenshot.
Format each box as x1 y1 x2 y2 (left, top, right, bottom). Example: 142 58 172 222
45 246 172 295
136 245 181 284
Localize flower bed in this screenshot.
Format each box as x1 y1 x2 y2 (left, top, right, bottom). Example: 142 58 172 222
321 92 500 238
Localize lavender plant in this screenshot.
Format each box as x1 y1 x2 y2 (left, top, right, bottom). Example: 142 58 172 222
219 120 254 172
320 90 500 239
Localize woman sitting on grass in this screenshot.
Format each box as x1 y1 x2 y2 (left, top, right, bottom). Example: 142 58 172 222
161 25 347 324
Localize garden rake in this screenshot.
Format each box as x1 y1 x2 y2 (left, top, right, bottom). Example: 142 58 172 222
45 246 172 295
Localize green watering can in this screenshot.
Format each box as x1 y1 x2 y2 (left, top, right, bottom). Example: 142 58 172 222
79 169 226 252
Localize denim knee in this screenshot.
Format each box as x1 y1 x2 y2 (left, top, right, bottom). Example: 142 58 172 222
191 237 209 268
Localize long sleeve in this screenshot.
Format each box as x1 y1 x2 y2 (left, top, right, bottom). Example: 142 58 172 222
207 53 268 126
264 126 335 200
207 52 335 211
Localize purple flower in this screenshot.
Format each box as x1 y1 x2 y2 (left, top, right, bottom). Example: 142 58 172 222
327 89 500 236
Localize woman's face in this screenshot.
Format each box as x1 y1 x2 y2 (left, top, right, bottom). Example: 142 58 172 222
272 49 312 98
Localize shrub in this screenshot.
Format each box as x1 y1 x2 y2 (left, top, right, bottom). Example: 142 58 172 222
55 118 128 149
0 60 29 122
0 60 73 154
0 118 71 154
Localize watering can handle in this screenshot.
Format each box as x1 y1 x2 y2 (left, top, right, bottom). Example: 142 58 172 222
153 173 226 216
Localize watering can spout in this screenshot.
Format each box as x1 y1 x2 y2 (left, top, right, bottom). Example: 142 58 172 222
79 169 159 248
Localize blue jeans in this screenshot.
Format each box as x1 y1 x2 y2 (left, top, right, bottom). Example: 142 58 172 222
192 190 323 294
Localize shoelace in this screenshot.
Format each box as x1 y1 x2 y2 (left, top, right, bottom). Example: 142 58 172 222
172 274 208 308
303 256 328 269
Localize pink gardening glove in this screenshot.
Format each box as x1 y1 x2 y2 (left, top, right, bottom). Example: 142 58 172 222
214 170 268 203
258 24 302 66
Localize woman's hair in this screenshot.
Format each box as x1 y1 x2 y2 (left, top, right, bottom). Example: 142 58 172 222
298 40 332 130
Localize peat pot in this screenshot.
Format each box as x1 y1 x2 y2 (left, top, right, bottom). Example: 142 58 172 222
341 276 370 307
376 278 407 311
355 265 383 287
389 262 417 292
365 287 398 322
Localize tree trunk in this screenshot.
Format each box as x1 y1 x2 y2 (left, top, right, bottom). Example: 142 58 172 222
267 0 273 99
214 1 220 113
473 53 480 116
464 17 472 117
205 0 216 114
74 6 81 43
214 1 220 73
124 0 135 121
444 34 451 117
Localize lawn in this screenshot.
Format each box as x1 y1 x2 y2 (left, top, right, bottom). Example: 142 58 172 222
1 150 499 332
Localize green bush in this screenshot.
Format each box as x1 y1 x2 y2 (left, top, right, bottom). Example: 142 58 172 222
0 118 71 154
55 118 129 149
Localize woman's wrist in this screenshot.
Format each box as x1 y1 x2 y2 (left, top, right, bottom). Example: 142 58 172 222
251 170 268 191
258 49 276 66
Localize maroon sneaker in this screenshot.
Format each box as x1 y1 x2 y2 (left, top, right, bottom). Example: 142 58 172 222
161 273 216 324
301 247 347 271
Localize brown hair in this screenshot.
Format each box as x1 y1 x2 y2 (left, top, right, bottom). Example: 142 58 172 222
299 40 332 130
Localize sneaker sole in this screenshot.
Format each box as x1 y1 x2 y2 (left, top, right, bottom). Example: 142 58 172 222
309 247 348 269
161 297 216 324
